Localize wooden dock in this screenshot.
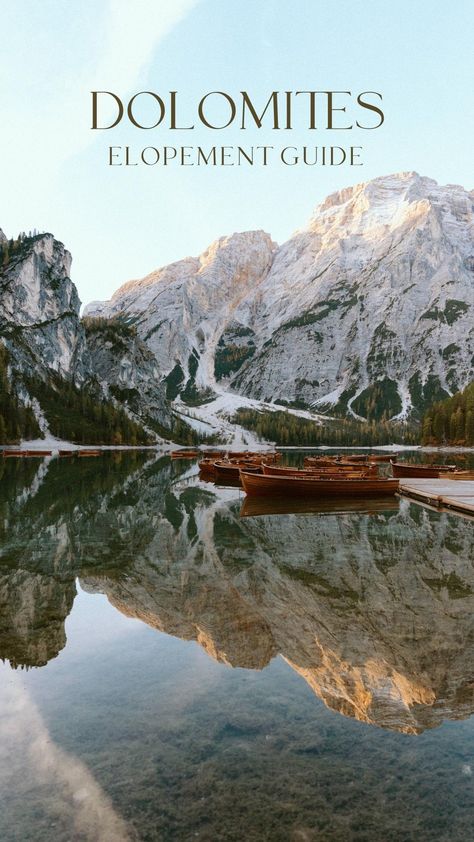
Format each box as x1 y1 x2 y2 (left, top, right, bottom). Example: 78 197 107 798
399 479 474 516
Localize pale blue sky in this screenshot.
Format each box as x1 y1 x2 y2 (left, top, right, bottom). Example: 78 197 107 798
1 0 473 305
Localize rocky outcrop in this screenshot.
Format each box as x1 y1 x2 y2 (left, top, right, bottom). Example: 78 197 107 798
85 230 277 404
0 233 171 438
84 317 172 431
87 172 474 421
0 233 88 382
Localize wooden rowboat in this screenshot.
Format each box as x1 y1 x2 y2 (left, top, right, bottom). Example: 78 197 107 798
304 456 339 467
78 449 101 457
390 460 457 478
24 449 52 457
2 449 26 457
367 453 401 463
214 461 262 480
227 451 280 461
240 470 399 497
198 458 218 477
342 454 372 462
303 455 375 467
261 464 378 478
59 449 78 456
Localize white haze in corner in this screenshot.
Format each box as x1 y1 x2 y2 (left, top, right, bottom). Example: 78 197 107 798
0 0 200 190
0 670 134 841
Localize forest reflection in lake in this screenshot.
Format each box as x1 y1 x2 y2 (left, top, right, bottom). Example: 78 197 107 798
1 452 474 841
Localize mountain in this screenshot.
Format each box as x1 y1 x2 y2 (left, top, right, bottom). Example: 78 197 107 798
0 232 171 442
2 172 473 444
87 172 474 428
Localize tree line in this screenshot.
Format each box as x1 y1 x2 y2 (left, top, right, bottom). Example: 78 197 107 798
422 382 474 445
233 408 419 446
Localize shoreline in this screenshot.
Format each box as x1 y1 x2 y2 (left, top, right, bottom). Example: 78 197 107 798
3 440 474 455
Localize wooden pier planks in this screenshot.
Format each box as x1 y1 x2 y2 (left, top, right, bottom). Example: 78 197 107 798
399 479 474 515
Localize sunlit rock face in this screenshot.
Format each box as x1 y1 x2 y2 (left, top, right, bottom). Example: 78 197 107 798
85 230 276 404
87 173 474 420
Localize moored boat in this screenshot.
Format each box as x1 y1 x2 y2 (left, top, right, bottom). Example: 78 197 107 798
214 460 262 480
390 460 457 478
342 454 372 462
78 449 101 457
2 449 26 457
198 458 218 477
262 463 378 478
368 453 401 463
240 470 399 497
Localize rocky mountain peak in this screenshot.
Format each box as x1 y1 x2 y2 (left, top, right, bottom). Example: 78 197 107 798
85 172 474 424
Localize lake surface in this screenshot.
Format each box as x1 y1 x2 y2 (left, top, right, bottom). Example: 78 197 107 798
1 451 474 841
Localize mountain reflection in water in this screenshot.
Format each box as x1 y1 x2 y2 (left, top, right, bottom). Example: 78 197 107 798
1 452 474 735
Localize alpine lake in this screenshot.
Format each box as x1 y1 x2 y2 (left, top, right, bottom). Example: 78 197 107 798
1 449 474 842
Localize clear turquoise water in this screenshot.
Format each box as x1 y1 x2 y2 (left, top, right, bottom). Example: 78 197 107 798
1 452 474 841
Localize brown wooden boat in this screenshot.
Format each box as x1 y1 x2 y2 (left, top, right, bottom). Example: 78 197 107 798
292 462 378 475
240 470 399 497
262 463 378 478
59 449 78 456
2 449 26 457
367 453 401 463
304 456 339 467
390 460 457 478
214 461 262 480
78 449 101 457
342 453 371 462
198 458 218 477
24 449 52 457
227 450 280 459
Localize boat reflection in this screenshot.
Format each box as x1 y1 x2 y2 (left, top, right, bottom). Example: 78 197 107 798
240 495 400 518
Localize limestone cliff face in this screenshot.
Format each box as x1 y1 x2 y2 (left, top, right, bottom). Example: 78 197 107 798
233 173 474 418
87 173 474 421
0 232 170 437
84 318 172 431
85 230 277 403
0 233 88 382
